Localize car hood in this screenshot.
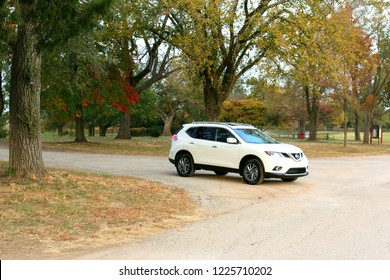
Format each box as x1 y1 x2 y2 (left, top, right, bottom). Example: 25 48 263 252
251 143 304 154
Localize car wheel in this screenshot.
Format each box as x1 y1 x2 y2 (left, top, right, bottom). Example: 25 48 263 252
214 171 228 176
281 177 298 182
242 159 264 185
176 153 195 177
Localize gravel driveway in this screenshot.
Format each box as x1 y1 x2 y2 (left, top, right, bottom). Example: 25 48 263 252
1 148 390 259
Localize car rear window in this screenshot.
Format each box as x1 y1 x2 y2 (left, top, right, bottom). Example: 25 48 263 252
185 127 196 138
186 126 216 141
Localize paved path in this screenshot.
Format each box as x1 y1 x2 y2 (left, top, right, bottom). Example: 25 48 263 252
1 148 390 259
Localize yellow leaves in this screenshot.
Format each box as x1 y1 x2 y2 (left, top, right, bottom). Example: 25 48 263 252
277 1 378 93
332 111 347 127
220 99 266 126
361 95 378 111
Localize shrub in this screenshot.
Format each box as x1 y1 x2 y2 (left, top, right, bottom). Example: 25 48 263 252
149 127 162 137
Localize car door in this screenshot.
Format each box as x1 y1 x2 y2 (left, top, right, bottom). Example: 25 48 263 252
188 126 217 166
211 128 241 169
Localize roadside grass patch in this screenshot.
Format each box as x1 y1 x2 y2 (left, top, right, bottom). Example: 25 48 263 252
281 138 390 158
0 163 202 259
41 136 171 156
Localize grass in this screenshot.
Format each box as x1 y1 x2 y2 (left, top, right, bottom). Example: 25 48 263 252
282 138 390 158
41 135 171 156
0 165 202 259
283 132 390 158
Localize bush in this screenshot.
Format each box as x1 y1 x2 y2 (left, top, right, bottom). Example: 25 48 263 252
130 127 163 137
130 127 148 137
149 127 162 137
0 128 7 138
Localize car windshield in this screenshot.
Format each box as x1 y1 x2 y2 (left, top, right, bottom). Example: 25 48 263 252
234 128 278 144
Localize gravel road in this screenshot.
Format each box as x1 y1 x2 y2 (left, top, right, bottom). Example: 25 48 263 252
1 148 389 259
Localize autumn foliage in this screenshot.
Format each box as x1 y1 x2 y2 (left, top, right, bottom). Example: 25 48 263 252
80 74 139 115
111 75 139 113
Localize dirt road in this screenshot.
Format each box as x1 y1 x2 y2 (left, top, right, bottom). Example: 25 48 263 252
1 149 389 259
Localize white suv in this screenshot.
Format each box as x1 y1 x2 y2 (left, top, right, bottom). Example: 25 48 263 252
168 122 308 184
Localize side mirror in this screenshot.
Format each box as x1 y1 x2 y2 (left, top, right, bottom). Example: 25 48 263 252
227 137 238 144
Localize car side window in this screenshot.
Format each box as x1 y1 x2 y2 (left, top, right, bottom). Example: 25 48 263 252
193 127 216 141
215 128 235 143
185 127 197 138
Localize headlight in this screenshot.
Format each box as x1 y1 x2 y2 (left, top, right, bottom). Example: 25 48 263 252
265 151 285 158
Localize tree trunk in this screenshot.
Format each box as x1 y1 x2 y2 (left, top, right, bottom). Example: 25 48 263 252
203 81 225 121
115 111 131 139
9 24 46 178
162 113 174 136
99 125 109 137
0 65 4 117
298 118 305 138
305 86 320 141
343 102 347 147
308 102 320 141
88 125 95 137
57 126 63 136
354 110 361 141
363 111 373 144
75 108 87 142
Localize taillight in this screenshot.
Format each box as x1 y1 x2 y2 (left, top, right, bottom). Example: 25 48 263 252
172 135 178 141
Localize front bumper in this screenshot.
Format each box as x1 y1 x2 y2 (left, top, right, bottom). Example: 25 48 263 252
265 167 309 179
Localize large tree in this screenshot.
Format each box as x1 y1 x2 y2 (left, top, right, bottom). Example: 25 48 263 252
145 0 292 121
155 67 203 135
267 0 372 141
4 0 112 178
100 0 177 139
42 35 109 142
324 5 375 146
248 77 306 134
361 27 390 143
357 1 390 143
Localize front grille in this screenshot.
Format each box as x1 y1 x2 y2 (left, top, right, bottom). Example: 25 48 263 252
286 168 307 174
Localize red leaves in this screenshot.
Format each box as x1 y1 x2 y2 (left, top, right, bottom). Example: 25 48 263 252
112 100 129 113
122 80 139 105
111 75 139 113
87 74 139 113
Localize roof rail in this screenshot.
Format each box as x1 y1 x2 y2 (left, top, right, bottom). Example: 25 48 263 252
190 121 254 127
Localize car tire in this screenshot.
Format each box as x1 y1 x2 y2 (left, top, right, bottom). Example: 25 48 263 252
242 158 264 185
176 153 195 177
281 177 298 182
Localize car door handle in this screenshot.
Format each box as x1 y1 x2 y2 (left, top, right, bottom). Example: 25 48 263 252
189 142 194 144
211 145 217 148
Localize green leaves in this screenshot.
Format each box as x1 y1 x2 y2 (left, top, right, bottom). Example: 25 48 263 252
144 0 294 120
14 0 114 50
